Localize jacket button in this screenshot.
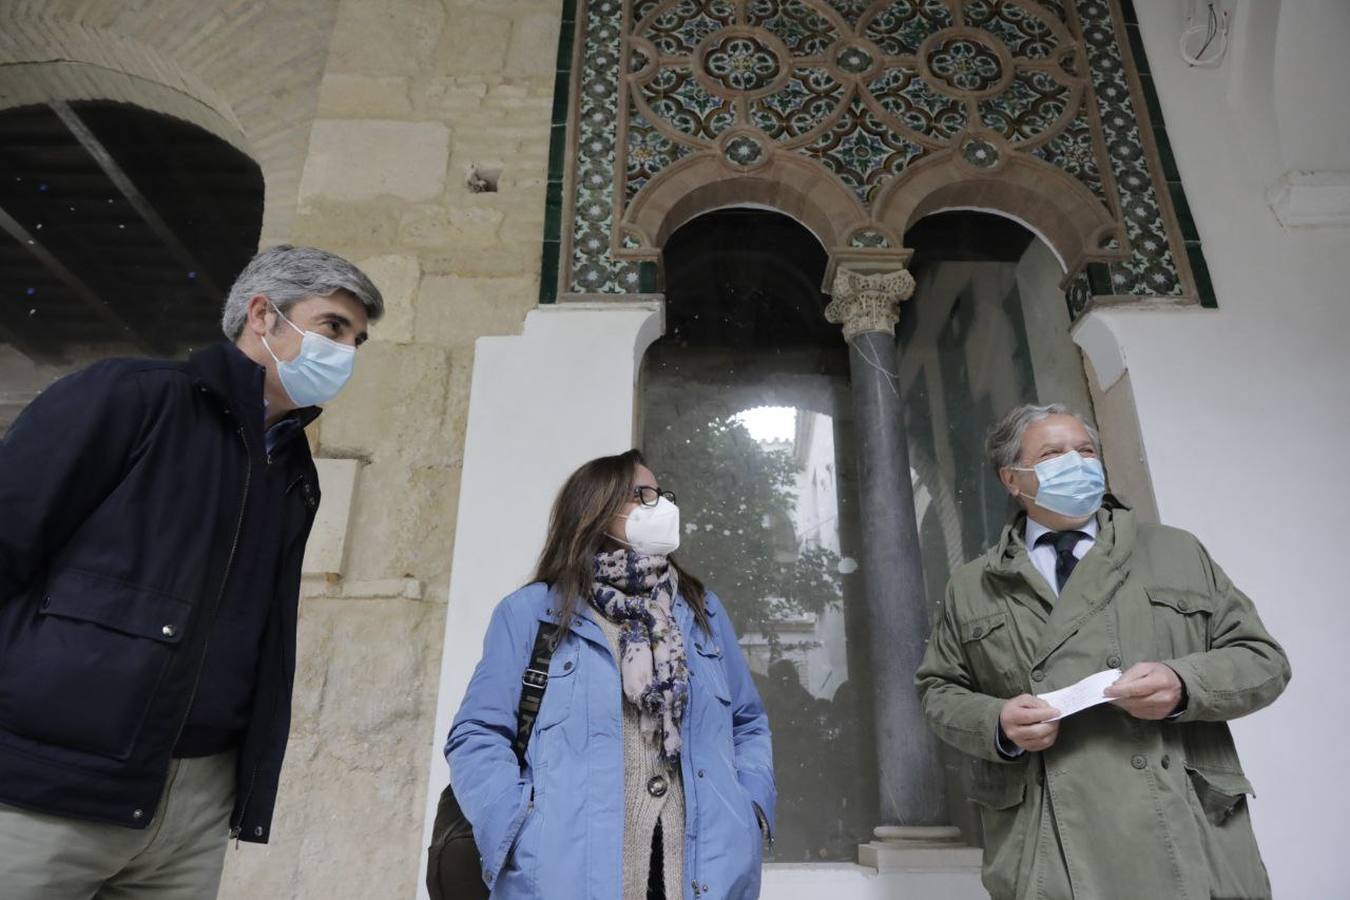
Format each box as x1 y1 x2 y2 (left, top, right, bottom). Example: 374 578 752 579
254 826 263 836
162 625 177 638
41 597 51 610
563 661 573 672
647 775 668 798
1031 669 1045 683
132 809 144 821
1161 754 1171 769
1177 599 1189 612
1106 654 1121 669
1131 755 1147 770
702 884 710 894
971 626 985 639
697 769 704 778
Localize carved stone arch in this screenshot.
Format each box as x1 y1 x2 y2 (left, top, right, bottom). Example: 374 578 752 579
873 151 1118 275
624 153 867 261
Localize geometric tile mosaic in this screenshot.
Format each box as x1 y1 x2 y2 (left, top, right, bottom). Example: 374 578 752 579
552 0 1211 316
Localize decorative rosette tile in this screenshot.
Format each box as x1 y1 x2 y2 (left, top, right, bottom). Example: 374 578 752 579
865 0 955 57
627 108 692 201
803 94 926 204
746 0 839 56
960 136 1000 167
1077 0 1184 297
724 134 768 167
926 35 1005 94
702 33 783 92
835 43 875 74
645 0 736 56
867 68 968 142
849 229 892 248
640 67 736 139
1029 104 1106 203
749 68 846 142
978 69 1071 143
964 0 1058 59
822 0 874 28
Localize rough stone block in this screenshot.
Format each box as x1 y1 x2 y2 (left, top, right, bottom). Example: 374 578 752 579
342 462 457 590
327 0 446 75
301 458 361 576
398 204 505 248
299 119 450 204
442 11 512 74
316 73 413 117
319 342 450 465
415 274 535 347
356 253 421 343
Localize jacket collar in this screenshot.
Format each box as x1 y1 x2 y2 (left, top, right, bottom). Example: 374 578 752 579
187 342 322 430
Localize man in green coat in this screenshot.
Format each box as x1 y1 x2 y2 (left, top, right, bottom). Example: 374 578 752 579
916 403 1290 900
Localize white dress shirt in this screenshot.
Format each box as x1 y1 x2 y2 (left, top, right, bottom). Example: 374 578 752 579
1024 516 1099 598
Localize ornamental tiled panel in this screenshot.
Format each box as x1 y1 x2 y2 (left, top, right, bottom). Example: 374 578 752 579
557 0 1205 311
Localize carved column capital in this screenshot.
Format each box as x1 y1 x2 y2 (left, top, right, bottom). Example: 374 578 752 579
824 267 917 341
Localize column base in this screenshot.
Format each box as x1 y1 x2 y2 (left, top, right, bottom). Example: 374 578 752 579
857 825 984 873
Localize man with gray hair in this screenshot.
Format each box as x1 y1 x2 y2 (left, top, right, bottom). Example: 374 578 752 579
0 245 382 897
916 402 1289 899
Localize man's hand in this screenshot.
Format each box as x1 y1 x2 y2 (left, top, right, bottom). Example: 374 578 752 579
1104 662 1184 720
999 694 1061 752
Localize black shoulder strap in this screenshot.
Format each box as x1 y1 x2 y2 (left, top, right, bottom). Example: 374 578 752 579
512 622 560 766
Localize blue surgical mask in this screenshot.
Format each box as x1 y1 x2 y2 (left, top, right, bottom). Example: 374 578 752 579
1013 450 1106 519
261 303 355 407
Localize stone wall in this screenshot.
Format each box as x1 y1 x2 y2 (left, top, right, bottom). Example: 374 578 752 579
218 2 562 897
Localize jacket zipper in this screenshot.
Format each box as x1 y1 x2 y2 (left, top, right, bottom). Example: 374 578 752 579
166 422 251 834
230 470 308 840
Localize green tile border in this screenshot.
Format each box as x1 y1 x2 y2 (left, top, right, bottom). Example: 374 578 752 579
540 0 579 305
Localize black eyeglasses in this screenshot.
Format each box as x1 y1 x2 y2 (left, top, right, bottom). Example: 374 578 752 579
632 486 676 507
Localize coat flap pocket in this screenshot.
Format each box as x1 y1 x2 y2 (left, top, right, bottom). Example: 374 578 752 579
960 612 1008 644
693 641 724 659
693 640 731 702
42 569 189 643
969 777 1026 810
546 641 578 679
1185 765 1253 825
1145 587 1212 616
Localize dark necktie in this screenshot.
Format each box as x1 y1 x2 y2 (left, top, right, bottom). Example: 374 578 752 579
1037 530 1087 592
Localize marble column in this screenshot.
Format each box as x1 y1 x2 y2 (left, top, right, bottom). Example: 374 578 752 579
825 267 947 828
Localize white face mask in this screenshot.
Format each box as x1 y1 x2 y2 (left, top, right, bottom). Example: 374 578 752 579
613 496 681 557
261 302 355 407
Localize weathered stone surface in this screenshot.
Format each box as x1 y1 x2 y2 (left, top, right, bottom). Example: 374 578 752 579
342 462 458 587
356 253 421 344
327 0 446 75
293 196 401 250
441 10 512 74
316 73 413 117
299 119 450 204
319 342 450 465
415 274 536 348
398 204 505 249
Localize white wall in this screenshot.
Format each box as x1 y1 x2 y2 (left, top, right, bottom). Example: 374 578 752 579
1084 4 1350 895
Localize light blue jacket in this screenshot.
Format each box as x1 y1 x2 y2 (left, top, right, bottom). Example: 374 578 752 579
446 582 776 899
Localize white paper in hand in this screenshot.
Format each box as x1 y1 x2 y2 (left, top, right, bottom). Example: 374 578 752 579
1036 668 1122 721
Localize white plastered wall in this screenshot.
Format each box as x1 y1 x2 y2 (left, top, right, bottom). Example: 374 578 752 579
1068 3 1350 896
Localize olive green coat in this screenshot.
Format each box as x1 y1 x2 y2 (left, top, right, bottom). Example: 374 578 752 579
916 503 1290 900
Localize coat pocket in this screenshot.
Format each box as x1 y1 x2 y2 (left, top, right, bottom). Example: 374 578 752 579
969 765 1030 900
1184 765 1271 898
1184 765 1253 826
1145 587 1213 658
0 569 188 760
959 612 1016 693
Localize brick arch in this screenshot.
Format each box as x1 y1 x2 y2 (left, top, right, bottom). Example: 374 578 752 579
873 152 1118 274
0 6 339 243
624 153 867 255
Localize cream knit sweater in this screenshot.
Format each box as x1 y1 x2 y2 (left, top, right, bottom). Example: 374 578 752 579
589 609 687 900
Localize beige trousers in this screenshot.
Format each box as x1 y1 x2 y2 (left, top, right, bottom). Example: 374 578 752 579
0 750 235 900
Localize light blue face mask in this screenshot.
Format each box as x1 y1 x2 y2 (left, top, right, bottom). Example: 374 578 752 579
261 302 355 407
1013 450 1106 519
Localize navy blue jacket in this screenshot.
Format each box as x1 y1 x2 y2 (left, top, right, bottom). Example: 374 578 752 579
0 342 320 842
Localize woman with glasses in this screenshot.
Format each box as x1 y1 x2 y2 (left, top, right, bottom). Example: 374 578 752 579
447 449 775 899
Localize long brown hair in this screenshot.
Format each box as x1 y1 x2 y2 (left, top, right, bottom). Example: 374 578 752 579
532 449 710 636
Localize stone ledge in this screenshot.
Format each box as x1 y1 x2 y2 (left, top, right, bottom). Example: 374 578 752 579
300 577 424 601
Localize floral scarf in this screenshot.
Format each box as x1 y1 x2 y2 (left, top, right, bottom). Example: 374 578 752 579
590 550 689 765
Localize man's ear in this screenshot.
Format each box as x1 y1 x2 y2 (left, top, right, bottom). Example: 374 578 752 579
998 467 1020 498
245 294 273 336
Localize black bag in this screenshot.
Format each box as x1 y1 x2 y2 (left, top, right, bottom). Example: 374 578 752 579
426 623 559 900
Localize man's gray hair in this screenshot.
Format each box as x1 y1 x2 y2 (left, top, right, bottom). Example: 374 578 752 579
985 403 1102 471
221 245 383 340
